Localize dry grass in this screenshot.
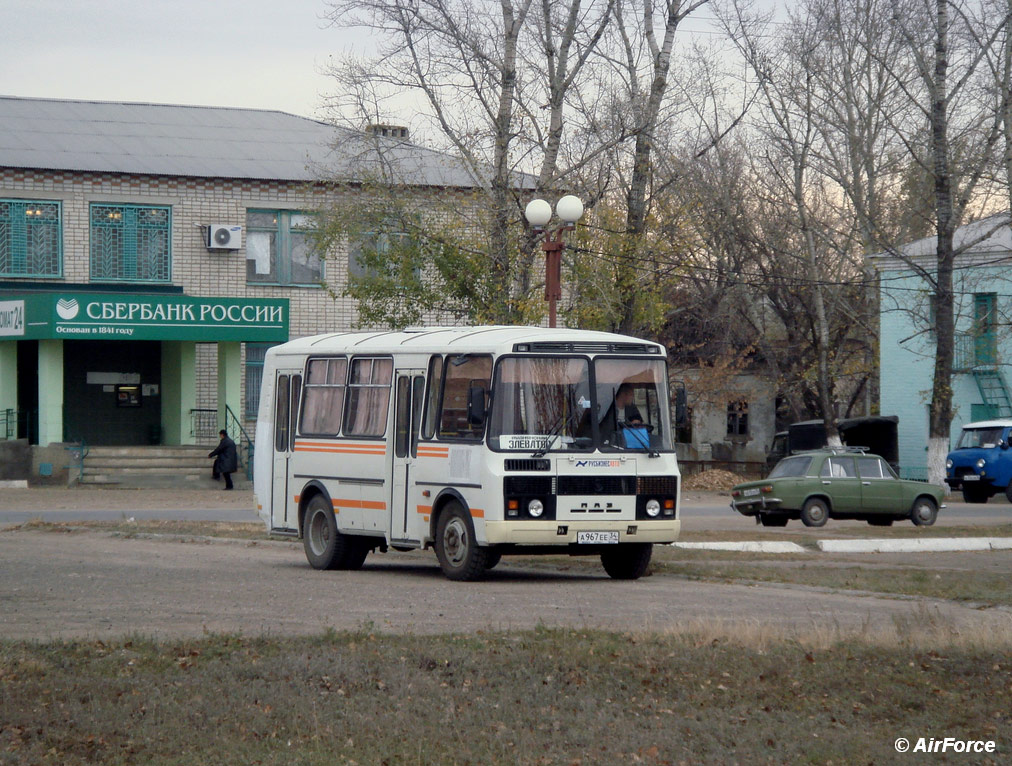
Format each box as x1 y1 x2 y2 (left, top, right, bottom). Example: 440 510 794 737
1 624 1008 765
5 519 284 542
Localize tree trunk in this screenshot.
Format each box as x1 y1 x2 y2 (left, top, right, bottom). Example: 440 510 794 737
927 0 954 488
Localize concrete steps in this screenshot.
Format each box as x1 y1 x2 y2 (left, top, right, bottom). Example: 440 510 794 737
78 445 250 489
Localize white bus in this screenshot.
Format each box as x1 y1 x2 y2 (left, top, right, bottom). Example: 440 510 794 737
254 326 680 580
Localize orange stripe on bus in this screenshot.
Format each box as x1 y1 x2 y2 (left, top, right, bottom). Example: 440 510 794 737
331 498 387 511
470 508 484 519
296 440 386 447
416 504 433 515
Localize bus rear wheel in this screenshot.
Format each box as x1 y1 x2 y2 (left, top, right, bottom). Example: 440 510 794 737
435 502 489 581
303 495 369 570
601 543 653 580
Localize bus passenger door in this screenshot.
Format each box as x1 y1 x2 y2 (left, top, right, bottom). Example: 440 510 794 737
391 370 424 543
271 370 302 532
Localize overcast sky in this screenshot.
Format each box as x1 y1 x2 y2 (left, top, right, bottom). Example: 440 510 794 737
0 0 366 119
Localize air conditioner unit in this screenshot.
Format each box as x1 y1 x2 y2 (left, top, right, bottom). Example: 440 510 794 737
206 224 242 250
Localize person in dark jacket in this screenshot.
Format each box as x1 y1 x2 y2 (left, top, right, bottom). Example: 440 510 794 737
208 430 238 490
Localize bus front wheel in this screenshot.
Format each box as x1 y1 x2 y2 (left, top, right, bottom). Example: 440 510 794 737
435 502 489 581
303 495 368 570
601 543 653 580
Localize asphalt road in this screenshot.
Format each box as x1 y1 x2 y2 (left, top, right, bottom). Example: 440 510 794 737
3 528 1011 641
0 490 1008 529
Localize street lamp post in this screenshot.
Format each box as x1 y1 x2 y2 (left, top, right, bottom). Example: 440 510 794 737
524 195 584 328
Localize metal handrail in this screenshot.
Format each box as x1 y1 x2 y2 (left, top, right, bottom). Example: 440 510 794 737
225 404 255 481
64 439 89 484
1 408 14 440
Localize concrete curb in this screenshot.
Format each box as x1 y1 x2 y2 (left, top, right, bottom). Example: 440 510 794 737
673 541 809 553
817 538 1012 553
673 538 1012 554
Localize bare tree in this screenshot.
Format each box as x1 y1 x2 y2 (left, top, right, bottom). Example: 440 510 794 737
716 1 850 444
320 0 614 324
603 0 708 334
864 0 1006 485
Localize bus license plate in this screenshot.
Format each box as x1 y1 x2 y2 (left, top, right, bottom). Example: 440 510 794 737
578 531 619 544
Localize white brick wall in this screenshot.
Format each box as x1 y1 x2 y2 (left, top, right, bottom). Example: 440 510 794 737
1 168 477 422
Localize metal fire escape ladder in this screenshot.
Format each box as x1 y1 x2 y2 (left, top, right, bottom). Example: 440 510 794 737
973 370 1012 419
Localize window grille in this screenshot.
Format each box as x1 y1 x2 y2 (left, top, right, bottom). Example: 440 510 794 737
244 343 277 419
90 204 170 282
0 199 62 277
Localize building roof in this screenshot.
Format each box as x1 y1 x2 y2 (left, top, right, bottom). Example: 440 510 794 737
867 212 1012 269
0 95 489 188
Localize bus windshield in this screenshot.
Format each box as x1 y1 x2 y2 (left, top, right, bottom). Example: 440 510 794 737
488 356 672 452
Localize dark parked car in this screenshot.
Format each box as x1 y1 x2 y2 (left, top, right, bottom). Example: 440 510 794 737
731 449 944 528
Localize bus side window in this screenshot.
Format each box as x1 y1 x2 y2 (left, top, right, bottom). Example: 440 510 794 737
422 355 443 440
275 375 290 452
411 375 425 457
439 355 491 439
290 375 302 451
344 357 393 437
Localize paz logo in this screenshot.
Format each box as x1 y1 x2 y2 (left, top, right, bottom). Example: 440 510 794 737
56 298 80 320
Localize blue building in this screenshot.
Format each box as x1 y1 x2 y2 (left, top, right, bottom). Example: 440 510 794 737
870 213 1012 479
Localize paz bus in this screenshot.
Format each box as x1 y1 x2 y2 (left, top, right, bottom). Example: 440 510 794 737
253 326 681 580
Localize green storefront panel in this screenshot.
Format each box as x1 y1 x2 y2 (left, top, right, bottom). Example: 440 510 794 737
0 292 288 342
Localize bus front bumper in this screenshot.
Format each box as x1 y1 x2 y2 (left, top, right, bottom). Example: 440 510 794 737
483 519 680 546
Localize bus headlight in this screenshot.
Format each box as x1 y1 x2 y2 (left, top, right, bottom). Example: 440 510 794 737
645 499 661 517
945 459 952 470
528 499 545 518
976 458 986 469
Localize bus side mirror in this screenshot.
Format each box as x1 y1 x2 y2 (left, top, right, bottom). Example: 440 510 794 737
467 386 486 426
1000 439 1008 450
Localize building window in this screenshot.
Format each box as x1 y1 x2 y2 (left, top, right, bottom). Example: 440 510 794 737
246 210 321 286
349 230 413 279
0 199 62 277
90 204 171 282
244 343 278 419
973 292 998 366
727 400 749 437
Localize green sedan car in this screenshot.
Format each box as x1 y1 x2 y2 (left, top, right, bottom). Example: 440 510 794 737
730 449 945 527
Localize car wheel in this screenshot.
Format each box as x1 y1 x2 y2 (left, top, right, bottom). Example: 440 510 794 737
303 494 369 570
962 485 989 504
759 514 789 527
601 543 653 580
800 498 829 528
435 501 489 581
910 496 938 527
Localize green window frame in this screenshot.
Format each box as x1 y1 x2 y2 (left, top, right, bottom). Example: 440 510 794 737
0 199 62 277
349 230 415 279
90 203 171 283
246 209 322 286
244 343 278 419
